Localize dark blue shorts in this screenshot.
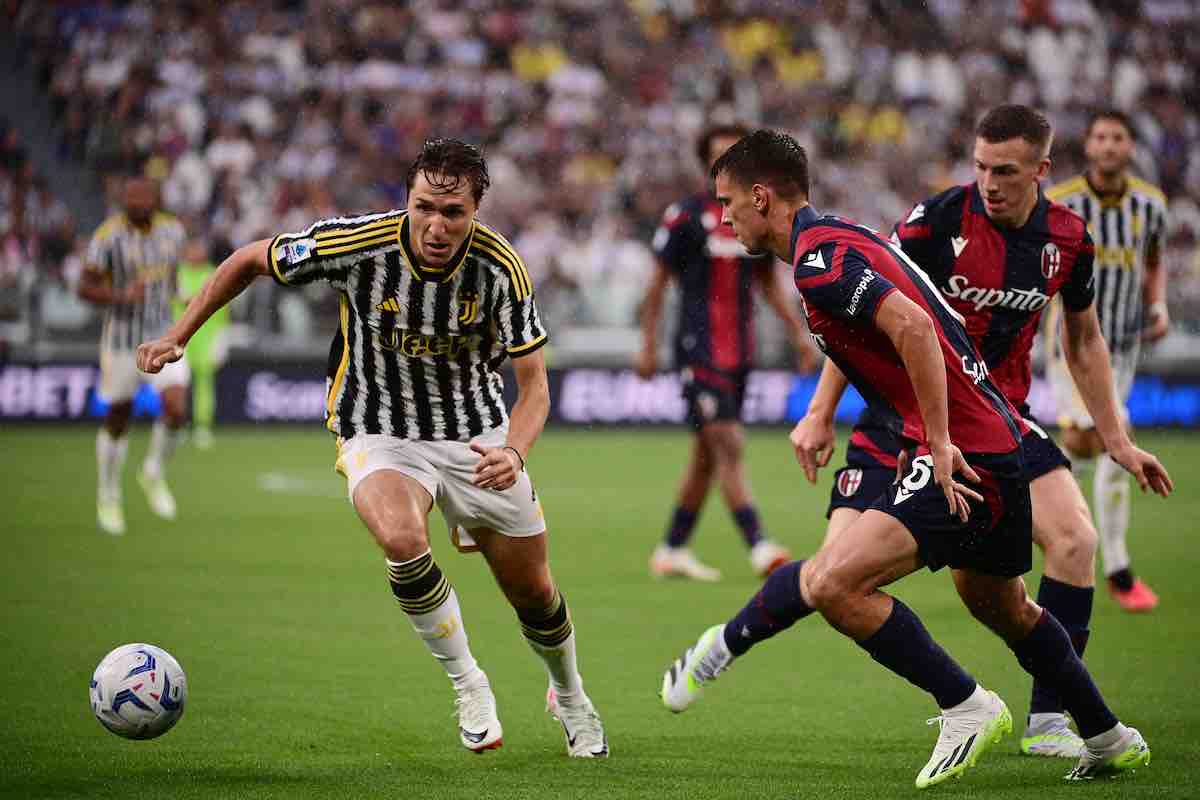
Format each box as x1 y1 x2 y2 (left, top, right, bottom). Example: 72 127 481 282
681 367 746 431
827 463 896 518
1019 417 1071 481
870 450 1033 578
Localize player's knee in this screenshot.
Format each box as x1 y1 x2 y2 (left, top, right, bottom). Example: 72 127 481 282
373 524 429 562
1040 509 1097 572
802 560 857 612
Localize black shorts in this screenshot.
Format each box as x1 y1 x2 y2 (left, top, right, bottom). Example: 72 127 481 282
826 464 896 517
1020 417 1071 481
681 367 746 431
870 450 1032 578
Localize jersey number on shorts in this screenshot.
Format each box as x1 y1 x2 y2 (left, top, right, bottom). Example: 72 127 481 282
893 454 934 505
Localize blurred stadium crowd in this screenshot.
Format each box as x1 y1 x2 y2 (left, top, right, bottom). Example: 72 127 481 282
4 0 1199 362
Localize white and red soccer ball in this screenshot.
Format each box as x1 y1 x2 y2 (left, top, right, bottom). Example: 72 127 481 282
90 643 187 740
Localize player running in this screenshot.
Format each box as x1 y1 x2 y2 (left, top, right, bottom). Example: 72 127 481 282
1045 109 1170 612
660 130 1168 787
79 176 189 535
638 122 812 581
794 105 1167 758
138 139 607 758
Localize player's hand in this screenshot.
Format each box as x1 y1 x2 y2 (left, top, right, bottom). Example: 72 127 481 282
1142 303 1169 343
790 414 836 484
1109 442 1173 497
470 442 521 491
928 439 983 523
634 347 656 380
136 338 185 374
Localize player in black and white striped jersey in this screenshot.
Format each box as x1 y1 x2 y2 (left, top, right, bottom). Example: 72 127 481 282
79 176 189 536
137 139 607 758
1044 110 1169 612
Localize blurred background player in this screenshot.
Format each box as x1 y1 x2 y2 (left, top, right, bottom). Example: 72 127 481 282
174 237 229 450
637 122 815 581
78 176 188 535
1044 110 1169 612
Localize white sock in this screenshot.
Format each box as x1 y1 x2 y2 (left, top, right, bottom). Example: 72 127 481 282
1094 454 1131 577
1085 722 1128 751
387 553 481 690
143 420 181 480
96 429 129 501
528 632 584 700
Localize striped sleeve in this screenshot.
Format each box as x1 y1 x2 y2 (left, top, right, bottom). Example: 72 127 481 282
269 210 404 288
86 218 119 274
475 224 546 356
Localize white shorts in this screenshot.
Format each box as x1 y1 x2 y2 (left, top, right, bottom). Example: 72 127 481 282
335 427 546 547
101 348 191 403
1048 345 1137 430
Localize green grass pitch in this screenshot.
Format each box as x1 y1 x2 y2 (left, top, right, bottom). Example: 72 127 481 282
2 426 1198 799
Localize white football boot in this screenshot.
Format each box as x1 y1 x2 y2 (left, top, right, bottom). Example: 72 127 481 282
748 539 792 577
916 686 1011 788
455 673 502 753
1020 712 1085 758
649 545 721 582
546 688 609 757
138 471 177 520
661 624 733 713
97 496 126 536
1065 725 1149 780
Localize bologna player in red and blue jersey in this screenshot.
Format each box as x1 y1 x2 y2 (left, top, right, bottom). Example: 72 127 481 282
797 106 1172 759
661 130 1154 787
638 123 813 582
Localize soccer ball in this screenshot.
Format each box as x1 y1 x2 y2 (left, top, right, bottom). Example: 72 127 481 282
89 643 187 740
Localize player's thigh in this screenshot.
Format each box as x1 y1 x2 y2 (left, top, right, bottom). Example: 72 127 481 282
804 509 923 607
339 435 437 559
821 507 862 548
158 384 189 422
825 464 893 546
473 528 555 609
99 348 140 404
1030 465 1096 572
698 419 744 464
1060 425 1104 459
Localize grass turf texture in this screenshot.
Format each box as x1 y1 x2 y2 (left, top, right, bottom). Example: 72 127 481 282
2 426 1197 799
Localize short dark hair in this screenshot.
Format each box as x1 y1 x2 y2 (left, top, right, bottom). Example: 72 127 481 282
405 138 490 204
1086 108 1136 141
710 129 809 199
976 104 1053 158
696 122 751 166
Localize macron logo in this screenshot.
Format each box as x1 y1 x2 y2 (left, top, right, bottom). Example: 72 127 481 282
802 251 827 271
906 204 926 224
951 236 969 257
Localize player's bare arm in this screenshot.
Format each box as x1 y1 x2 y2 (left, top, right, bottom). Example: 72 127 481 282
756 266 820 373
791 358 848 483
1141 245 1168 342
874 291 983 520
472 348 550 491
137 238 271 373
635 263 671 379
1062 305 1173 496
78 266 145 306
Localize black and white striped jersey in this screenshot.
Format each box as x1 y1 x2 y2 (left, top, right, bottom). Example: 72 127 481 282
86 212 186 351
269 210 547 441
1045 175 1168 353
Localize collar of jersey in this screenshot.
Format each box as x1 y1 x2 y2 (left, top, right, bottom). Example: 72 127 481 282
399 215 474 283
970 182 1047 235
790 204 821 253
1083 173 1128 206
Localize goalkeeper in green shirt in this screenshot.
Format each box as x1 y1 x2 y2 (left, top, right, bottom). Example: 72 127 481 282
174 239 229 448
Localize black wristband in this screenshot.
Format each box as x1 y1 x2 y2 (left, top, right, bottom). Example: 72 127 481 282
503 446 525 471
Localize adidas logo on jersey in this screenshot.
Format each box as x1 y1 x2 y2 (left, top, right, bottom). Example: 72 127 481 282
943 274 1050 312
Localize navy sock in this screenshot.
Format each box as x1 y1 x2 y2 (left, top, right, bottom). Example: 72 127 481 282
858 598 976 709
723 560 811 656
1107 567 1135 592
732 505 765 548
1029 576 1093 716
1011 610 1117 738
664 506 699 548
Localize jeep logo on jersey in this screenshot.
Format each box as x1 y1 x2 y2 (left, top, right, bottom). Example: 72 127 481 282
942 274 1050 312
1041 242 1061 279
837 468 863 497
458 289 479 325
378 330 476 358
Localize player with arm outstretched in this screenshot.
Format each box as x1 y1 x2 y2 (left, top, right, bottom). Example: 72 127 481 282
792 105 1171 758
661 130 1160 787
139 139 607 758
638 122 815 582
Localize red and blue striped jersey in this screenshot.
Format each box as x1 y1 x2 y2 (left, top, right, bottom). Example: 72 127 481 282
791 205 1023 457
652 193 772 375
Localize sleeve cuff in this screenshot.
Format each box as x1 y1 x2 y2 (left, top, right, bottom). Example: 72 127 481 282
267 234 290 286
507 334 548 357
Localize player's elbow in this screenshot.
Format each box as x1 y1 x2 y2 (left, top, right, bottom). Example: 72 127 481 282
889 307 936 356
